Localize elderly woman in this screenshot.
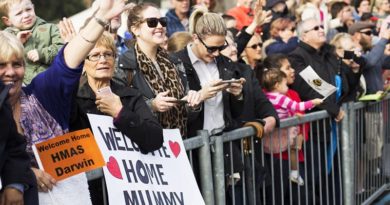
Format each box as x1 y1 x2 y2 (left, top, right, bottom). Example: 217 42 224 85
115 3 202 137
0 0 129 204
70 31 164 205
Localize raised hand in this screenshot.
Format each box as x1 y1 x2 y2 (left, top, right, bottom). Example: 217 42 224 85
16 30 32 44
58 17 76 43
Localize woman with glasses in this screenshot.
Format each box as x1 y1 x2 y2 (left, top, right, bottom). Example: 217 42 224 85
171 7 246 138
70 31 163 205
116 3 202 137
241 33 263 69
0 0 129 204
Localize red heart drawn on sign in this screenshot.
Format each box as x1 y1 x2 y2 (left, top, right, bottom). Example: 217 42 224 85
169 140 181 158
106 156 123 179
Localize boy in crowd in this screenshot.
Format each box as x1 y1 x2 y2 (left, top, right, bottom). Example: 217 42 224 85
0 0 63 84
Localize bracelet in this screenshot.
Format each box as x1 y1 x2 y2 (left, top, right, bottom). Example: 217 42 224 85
80 33 96 44
94 16 109 28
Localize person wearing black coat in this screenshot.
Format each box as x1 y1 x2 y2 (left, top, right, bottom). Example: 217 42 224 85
70 32 163 205
288 18 346 205
0 82 38 205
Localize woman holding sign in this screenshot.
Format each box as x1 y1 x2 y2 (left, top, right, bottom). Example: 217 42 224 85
0 0 131 204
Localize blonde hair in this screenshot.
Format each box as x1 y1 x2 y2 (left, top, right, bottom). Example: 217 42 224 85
95 31 117 55
167 32 193 53
0 0 28 17
0 31 25 63
189 7 226 38
330 33 352 49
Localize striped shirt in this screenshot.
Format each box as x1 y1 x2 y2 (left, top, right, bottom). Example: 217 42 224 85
266 92 315 119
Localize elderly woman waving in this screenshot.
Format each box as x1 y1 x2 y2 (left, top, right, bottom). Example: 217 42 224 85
0 0 131 204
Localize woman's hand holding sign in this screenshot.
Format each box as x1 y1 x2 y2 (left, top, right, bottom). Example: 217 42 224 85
32 168 57 192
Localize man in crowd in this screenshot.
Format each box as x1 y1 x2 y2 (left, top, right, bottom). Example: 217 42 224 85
166 0 191 37
288 18 345 205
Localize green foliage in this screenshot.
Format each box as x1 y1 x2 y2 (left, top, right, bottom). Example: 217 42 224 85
32 0 87 22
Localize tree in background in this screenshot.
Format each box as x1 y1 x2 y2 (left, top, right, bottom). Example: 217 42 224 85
32 0 89 22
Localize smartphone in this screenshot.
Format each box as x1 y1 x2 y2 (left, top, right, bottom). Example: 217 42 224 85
97 86 112 96
168 99 188 104
343 50 355 60
216 79 242 86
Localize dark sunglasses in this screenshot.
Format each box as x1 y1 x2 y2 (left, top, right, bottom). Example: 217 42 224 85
142 17 167 28
247 42 262 49
197 34 228 53
359 30 372 36
305 25 324 33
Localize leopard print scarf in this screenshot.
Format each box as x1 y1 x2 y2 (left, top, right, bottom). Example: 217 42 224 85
135 43 187 136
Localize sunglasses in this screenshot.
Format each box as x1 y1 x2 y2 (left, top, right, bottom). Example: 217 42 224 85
197 34 228 53
142 17 167 28
304 25 324 33
359 30 372 36
247 42 262 49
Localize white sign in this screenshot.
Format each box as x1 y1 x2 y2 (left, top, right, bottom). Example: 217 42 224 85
299 65 337 99
87 114 205 205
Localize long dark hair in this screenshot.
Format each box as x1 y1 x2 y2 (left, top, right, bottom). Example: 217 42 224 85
255 53 288 87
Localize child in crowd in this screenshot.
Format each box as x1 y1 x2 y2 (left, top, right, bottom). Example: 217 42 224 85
0 0 63 84
262 68 323 185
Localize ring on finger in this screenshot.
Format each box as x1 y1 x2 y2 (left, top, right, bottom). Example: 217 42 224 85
40 183 46 188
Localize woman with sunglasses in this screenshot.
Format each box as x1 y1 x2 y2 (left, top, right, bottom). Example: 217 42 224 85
116 3 202 137
241 33 263 69
171 7 246 138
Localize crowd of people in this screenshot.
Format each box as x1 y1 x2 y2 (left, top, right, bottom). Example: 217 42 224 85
1 0 390 204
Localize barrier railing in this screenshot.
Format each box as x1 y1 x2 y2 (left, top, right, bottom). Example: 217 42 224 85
86 96 390 205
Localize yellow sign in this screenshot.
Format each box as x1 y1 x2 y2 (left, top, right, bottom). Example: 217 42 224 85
33 129 105 181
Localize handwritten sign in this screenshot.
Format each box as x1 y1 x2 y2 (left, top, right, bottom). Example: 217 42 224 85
87 114 205 205
33 129 105 181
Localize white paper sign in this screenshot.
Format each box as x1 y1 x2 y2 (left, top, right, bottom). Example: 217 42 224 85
299 65 337 99
87 114 205 205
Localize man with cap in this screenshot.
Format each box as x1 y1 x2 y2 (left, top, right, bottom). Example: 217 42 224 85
350 21 390 93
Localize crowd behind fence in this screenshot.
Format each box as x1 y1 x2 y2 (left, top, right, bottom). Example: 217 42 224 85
86 95 390 205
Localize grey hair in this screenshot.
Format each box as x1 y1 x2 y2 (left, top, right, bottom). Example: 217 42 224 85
296 18 318 40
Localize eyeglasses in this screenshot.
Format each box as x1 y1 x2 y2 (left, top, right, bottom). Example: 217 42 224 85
246 42 262 49
86 52 115 62
197 34 228 53
359 30 372 36
304 25 324 33
141 17 167 28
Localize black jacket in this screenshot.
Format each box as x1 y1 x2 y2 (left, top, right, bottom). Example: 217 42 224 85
115 46 189 100
288 41 347 142
171 48 245 137
70 79 163 153
0 82 37 204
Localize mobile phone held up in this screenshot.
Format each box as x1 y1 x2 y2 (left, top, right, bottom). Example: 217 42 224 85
215 79 242 86
168 99 188 104
97 87 112 96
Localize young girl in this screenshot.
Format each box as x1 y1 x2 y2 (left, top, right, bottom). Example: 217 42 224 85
262 68 323 185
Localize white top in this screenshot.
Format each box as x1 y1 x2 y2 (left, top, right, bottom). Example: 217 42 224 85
187 44 225 134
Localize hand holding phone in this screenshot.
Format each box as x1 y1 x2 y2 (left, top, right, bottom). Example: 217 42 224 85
97 87 112 96
215 79 242 86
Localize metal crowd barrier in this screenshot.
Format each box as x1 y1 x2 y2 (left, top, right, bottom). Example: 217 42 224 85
86 96 390 205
